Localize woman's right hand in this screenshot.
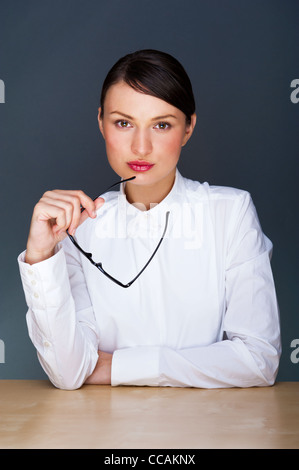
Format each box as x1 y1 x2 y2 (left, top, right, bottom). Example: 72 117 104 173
25 190 105 265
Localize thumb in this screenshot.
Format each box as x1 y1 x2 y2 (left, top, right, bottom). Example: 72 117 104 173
95 197 105 211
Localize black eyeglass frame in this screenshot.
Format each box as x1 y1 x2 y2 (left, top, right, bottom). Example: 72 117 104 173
66 177 170 288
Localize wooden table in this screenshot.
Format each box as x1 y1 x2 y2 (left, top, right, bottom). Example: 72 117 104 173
0 381 298 449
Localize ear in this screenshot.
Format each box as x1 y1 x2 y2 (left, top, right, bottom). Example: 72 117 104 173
97 107 105 138
182 113 196 147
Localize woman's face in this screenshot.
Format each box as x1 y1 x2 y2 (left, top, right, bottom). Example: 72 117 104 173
98 81 196 192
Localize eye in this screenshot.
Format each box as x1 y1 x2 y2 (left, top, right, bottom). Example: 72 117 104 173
115 120 132 128
154 122 171 130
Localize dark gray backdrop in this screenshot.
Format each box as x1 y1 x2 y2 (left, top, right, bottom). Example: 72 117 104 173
0 0 298 381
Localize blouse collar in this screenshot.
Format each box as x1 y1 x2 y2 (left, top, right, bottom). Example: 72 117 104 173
118 168 186 236
120 167 185 213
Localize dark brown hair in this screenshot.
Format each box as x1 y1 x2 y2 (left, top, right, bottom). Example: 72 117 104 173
100 49 195 124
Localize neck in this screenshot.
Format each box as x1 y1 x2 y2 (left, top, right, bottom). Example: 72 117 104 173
125 169 176 211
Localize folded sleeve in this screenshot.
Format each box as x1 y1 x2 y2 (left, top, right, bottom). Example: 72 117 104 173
111 192 281 388
18 243 100 390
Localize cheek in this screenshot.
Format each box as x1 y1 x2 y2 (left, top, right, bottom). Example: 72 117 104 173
157 132 184 157
105 132 124 154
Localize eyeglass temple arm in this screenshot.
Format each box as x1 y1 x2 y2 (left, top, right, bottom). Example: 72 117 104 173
81 176 136 214
97 210 171 288
66 232 127 286
67 210 170 289
66 176 135 237
65 175 138 286
124 210 170 287
66 176 169 289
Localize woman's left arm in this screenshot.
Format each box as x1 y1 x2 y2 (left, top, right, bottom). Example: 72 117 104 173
109 192 281 388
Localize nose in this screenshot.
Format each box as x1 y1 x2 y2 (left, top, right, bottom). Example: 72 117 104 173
131 128 153 157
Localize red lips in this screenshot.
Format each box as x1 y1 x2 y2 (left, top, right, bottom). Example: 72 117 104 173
127 161 155 172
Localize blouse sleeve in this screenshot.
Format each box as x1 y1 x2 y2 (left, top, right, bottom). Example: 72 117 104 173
111 192 281 388
18 242 100 390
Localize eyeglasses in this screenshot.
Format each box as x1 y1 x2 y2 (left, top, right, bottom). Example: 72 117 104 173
66 177 170 288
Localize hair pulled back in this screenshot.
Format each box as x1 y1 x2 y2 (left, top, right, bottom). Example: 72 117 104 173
100 49 195 124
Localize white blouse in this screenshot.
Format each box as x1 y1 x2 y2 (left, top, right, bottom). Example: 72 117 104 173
18 169 281 390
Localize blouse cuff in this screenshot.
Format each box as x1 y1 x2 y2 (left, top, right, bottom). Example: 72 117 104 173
17 244 71 310
111 346 161 387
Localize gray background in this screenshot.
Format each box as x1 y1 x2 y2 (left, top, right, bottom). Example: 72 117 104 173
0 0 298 381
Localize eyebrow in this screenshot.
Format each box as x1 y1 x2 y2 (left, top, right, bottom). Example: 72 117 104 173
109 111 178 121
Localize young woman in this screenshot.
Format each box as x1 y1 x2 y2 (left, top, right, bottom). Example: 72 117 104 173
18 49 281 390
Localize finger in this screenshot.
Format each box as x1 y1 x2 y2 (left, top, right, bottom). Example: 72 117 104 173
38 196 77 233
35 200 70 233
79 197 105 226
56 196 82 236
51 190 97 219
95 197 105 210
42 191 89 235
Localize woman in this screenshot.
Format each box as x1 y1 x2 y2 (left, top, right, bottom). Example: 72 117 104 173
18 49 281 390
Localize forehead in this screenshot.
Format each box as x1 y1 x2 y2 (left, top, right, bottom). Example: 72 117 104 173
103 81 182 117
